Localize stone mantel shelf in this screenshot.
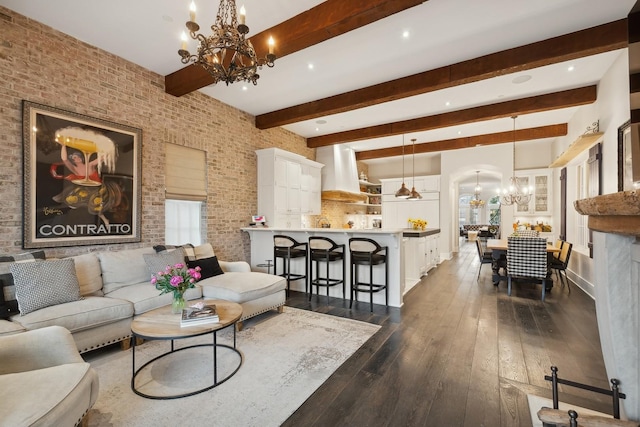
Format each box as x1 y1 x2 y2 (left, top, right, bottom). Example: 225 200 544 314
574 191 640 237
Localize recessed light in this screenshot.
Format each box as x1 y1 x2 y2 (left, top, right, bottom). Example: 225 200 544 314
242 86 248 91
308 63 314 70
457 131 462 135
315 127 319 132
512 75 532 84
402 30 410 39
568 65 575 72
445 101 451 107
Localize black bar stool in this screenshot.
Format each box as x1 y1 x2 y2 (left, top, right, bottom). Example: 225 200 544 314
349 237 388 312
273 235 308 296
308 236 346 301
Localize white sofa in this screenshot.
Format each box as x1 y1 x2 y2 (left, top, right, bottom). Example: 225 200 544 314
0 325 99 427
0 244 286 353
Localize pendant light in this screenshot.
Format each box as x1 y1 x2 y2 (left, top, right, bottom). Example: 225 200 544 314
408 138 422 200
395 135 411 198
469 171 485 208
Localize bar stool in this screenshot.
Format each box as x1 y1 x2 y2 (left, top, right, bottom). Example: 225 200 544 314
273 235 308 296
308 236 346 301
349 237 388 312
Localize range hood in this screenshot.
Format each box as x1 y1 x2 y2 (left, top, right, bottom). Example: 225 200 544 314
316 146 367 203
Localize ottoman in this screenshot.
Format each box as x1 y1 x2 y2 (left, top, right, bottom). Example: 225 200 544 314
199 271 287 330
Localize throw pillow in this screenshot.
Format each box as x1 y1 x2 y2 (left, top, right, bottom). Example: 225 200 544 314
153 243 196 262
187 256 224 280
0 250 46 318
10 258 81 316
144 249 187 276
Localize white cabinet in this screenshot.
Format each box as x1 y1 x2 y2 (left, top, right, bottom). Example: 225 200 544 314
382 193 440 229
381 175 440 196
301 164 322 215
514 168 552 215
425 233 440 271
257 148 323 228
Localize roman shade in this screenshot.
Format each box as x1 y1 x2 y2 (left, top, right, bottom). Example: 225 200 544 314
165 143 207 201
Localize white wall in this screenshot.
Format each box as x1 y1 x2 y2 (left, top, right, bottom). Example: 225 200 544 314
551 49 630 297
367 153 441 179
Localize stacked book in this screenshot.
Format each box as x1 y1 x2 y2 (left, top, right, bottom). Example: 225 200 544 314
180 304 219 327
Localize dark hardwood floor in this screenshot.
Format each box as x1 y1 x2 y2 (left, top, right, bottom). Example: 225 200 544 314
282 239 611 427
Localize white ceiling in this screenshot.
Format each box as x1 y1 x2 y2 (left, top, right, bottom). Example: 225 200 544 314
0 0 635 167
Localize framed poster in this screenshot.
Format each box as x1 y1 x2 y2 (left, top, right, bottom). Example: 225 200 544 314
618 120 633 192
22 101 142 248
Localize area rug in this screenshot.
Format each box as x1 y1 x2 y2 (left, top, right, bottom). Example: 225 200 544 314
84 307 380 427
527 394 611 426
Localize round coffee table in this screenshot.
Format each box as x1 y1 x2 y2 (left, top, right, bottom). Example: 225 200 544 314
130 299 243 399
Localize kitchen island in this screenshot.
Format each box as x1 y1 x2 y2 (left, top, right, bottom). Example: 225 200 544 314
241 227 440 308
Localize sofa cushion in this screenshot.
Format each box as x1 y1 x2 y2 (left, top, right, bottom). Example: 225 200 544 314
10 259 82 315
194 243 215 259
97 247 155 294
154 243 215 261
9 296 133 333
0 319 26 336
0 250 46 318
143 249 186 276
153 243 196 261
200 272 286 304
105 282 202 315
188 256 224 279
69 253 103 296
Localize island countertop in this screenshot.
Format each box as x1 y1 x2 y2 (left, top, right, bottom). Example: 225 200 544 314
241 227 440 237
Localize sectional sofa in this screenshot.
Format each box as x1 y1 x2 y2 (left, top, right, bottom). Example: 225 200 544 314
0 243 286 353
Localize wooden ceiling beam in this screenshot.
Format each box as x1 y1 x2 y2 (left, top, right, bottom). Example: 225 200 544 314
256 19 626 129
165 0 427 97
355 124 568 160
308 86 595 148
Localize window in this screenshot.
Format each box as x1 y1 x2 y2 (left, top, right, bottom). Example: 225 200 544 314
165 200 203 245
164 144 207 245
488 196 501 225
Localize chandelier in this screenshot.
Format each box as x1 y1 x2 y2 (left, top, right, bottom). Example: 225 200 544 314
470 171 485 209
178 0 276 86
395 135 411 198
500 116 532 206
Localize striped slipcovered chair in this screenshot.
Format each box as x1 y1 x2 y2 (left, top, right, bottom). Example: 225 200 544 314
506 236 548 301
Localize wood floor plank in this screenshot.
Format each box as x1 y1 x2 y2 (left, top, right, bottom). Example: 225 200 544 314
282 240 609 427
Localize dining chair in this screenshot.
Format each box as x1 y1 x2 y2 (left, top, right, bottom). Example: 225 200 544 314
475 238 493 281
506 236 548 301
551 239 564 261
550 241 573 292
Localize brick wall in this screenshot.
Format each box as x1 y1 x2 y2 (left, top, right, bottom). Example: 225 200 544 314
0 6 313 262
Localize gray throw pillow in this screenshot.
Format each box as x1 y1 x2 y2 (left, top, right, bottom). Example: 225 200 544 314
10 258 81 315
0 250 46 318
144 249 187 276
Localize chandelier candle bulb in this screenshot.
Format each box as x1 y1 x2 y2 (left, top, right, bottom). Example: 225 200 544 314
268 36 275 55
180 31 188 51
239 5 246 25
189 1 196 22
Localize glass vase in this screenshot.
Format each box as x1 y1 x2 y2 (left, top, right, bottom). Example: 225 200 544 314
171 293 185 314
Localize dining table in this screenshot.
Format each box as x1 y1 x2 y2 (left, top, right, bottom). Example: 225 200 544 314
486 238 561 286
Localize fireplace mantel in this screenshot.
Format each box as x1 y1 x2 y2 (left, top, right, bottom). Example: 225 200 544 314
574 191 640 237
